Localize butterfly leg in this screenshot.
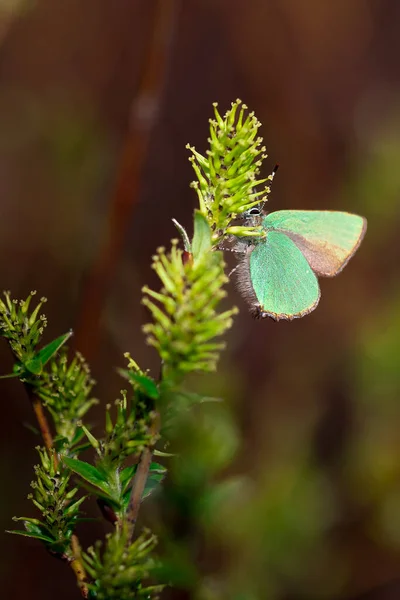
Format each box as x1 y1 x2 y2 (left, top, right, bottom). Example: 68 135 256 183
216 243 238 252
220 246 248 277
218 244 248 255
228 264 240 277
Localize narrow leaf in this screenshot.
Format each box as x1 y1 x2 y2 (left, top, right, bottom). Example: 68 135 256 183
23 357 42 375
143 473 165 499
149 462 167 474
63 457 112 496
192 210 212 262
154 449 176 458
6 529 55 543
64 495 86 516
0 372 19 379
81 425 100 451
172 218 191 252
122 472 165 507
26 330 73 374
120 465 136 492
120 369 159 399
16 518 54 539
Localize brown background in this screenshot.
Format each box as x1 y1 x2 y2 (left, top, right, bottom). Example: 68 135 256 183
0 1 399 598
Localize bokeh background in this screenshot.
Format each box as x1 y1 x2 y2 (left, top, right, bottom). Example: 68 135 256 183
0 1 399 598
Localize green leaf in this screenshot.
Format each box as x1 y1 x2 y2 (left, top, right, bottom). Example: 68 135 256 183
120 369 159 400
0 371 19 379
120 465 136 492
142 472 165 500
63 457 111 496
149 462 167 474
70 426 86 446
172 218 191 252
25 330 73 374
7 518 57 543
121 462 167 495
53 435 69 452
24 358 42 375
124 471 165 504
24 519 53 535
154 449 176 458
64 495 86 517
192 210 212 262
81 425 100 451
7 529 55 543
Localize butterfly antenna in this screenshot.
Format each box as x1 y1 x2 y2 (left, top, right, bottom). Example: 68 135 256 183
259 163 279 212
271 163 279 179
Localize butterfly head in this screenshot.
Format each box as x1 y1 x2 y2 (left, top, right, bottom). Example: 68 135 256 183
240 205 265 227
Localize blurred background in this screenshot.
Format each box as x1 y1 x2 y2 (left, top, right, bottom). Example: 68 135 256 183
0 1 399 598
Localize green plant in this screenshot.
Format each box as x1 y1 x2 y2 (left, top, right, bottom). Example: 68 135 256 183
2 100 273 598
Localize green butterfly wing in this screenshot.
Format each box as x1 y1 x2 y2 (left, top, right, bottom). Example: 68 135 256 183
263 211 367 276
237 230 320 320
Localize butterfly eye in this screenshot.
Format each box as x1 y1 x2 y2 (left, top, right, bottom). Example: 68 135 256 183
246 207 261 216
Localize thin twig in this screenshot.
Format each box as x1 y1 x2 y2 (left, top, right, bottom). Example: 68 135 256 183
30 391 54 454
125 413 160 542
27 386 58 473
70 534 89 599
75 0 179 358
125 447 154 540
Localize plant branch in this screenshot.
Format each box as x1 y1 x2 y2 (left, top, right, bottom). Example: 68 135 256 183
29 390 54 454
125 412 160 542
70 534 89 599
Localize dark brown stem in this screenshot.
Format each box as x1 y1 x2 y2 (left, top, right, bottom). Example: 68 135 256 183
75 0 178 359
125 446 154 540
125 413 160 542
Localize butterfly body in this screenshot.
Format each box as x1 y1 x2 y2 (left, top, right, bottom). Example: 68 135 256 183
235 209 367 320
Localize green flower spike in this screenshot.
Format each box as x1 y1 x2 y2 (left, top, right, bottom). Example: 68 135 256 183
8 447 85 558
0 291 74 381
142 218 237 385
187 99 274 245
0 291 47 362
83 526 165 600
36 350 97 446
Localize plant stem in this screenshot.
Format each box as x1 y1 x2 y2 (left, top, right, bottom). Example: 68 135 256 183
70 534 89 598
126 446 154 541
125 413 160 542
30 392 54 454
23 383 59 472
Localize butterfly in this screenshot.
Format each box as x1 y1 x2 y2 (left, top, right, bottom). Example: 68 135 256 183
234 207 367 320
